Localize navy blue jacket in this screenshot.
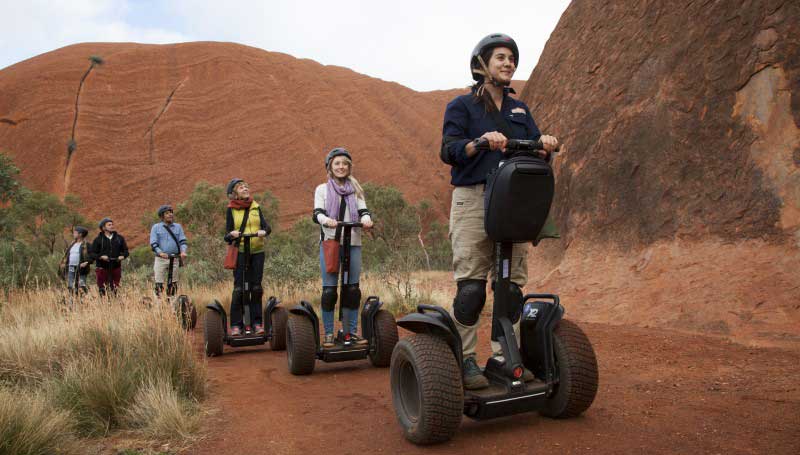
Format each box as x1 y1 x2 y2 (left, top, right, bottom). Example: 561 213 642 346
441 88 541 186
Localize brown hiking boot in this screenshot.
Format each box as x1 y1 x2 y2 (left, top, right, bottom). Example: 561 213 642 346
462 357 489 390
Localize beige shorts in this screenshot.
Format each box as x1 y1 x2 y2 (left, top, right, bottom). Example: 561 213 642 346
449 185 529 286
153 256 180 284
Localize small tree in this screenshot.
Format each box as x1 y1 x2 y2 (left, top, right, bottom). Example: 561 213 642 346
8 189 86 254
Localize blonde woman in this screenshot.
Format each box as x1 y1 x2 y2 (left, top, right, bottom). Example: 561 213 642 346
312 148 373 348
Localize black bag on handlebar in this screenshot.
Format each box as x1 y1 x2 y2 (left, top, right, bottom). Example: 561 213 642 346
484 155 554 242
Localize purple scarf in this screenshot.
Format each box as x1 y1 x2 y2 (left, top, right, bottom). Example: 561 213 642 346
326 178 358 223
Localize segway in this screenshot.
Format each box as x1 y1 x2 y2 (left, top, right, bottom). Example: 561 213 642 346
389 139 599 444
204 233 287 356
286 221 399 375
162 254 197 330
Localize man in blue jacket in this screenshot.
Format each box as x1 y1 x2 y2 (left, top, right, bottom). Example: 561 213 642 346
150 205 188 298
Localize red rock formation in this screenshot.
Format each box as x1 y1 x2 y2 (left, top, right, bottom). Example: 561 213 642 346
0 42 462 240
521 0 800 342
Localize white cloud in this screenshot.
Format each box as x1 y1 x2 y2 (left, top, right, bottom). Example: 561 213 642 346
0 0 570 91
0 0 191 69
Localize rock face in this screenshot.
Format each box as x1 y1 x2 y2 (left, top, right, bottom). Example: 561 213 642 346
521 0 800 342
0 42 462 240
523 0 799 246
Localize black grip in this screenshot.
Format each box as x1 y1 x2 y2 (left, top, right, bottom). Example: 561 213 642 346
505 139 544 151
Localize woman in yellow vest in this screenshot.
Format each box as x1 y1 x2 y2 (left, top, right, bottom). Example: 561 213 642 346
224 178 271 336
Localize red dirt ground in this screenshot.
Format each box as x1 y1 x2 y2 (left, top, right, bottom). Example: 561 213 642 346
187 317 800 455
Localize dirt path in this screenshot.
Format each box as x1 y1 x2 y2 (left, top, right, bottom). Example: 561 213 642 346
189 320 800 454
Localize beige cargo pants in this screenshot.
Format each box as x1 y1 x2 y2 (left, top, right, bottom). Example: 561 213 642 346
449 184 529 359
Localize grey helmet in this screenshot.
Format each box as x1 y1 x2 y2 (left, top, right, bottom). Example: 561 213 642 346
226 178 245 197
157 204 173 218
325 147 352 169
470 33 519 82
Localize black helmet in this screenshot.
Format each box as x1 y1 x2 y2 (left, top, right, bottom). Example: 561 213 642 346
157 204 173 218
325 147 352 169
470 33 519 82
74 226 88 237
98 217 113 230
226 178 245 197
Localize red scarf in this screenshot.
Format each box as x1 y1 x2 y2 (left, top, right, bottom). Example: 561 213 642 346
228 197 253 209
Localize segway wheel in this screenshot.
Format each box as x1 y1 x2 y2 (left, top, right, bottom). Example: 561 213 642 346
390 334 463 445
287 314 316 375
368 309 398 367
178 296 197 331
269 306 288 351
540 319 599 419
204 309 225 357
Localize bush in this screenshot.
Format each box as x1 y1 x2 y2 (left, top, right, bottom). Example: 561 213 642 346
0 387 78 455
0 289 206 441
124 377 201 441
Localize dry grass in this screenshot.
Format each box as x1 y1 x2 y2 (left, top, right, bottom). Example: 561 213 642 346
0 286 207 453
0 270 453 453
0 387 78 455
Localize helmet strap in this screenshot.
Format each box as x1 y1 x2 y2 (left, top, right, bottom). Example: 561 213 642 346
476 54 510 88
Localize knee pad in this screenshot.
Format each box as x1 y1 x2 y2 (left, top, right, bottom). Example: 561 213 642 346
321 286 337 312
490 281 524 323
453 279 486 326
251 285 263 304
341 284 361 310
231 287 244 306
508 282 523 324
154 283 164 297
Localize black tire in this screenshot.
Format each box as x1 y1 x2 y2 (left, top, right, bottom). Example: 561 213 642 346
287 314 316 375
540 319 599 418
178 296 197 331
189 305 198 330
390 334 463 445
204 309 224 357
369 309 399 367
269 307 288 351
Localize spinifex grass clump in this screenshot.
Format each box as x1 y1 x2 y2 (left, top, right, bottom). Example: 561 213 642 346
0 287 206 450
0 387 78 455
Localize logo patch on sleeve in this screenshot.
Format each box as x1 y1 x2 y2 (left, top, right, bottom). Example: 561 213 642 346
511 107 526 115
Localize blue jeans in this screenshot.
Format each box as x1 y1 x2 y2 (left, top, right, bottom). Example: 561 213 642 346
320 244 361 335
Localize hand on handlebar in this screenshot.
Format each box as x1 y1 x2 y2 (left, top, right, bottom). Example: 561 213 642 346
229 230 240 239
480 131 508 152
540 135 559 153
117 256 124 261
362 219 374 229
100 255 109 261
324 219 338 228
257 230 267 237
159 252 169 259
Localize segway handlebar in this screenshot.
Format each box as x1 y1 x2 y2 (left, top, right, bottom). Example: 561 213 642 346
240 233 264 238
337 221 363 228
475 138 560 155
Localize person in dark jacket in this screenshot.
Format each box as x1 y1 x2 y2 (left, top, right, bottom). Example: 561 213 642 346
441 33 560 390
59 226 90 295
90 217 129 296
224 179 270 336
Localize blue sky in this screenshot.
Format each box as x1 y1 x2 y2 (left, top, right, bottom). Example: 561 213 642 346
0 0 571 91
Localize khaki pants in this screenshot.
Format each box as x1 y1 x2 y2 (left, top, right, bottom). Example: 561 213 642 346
449 185 529 359
153 256 180 284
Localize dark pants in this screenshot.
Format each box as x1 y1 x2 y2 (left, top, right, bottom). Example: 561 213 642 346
96 266 121 296
231 251 265 328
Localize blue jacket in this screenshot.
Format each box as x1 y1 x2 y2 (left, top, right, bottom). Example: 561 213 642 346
149 222 188 255
441 88 541 186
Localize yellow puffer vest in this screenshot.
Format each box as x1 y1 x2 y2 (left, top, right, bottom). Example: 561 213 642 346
231 201 265 253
